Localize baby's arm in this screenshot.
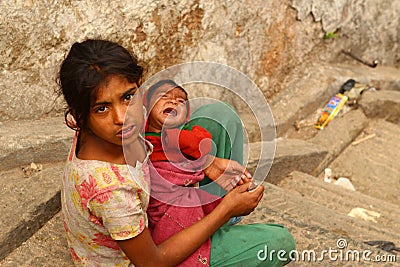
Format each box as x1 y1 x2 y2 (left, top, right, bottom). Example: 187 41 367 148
164 125 212 159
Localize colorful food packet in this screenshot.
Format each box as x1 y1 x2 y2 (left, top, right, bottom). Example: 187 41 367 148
314 79 374 130
314 93 348 130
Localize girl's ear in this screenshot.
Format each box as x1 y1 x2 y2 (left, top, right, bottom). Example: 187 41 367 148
137 77 143 87
65 109 79 131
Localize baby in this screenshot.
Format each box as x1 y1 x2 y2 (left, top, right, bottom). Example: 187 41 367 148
144 79 223 266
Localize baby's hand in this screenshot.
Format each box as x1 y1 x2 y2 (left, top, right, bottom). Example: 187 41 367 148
204 157 253 191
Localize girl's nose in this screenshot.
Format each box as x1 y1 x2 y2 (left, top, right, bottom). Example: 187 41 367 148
113 105 126 124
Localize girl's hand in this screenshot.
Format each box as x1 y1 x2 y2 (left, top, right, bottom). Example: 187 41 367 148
221 182 264 217
203 156 252 191
117 182 263 267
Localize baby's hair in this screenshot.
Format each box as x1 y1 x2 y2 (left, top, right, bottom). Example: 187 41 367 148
58 39 143 130
145 79 187 105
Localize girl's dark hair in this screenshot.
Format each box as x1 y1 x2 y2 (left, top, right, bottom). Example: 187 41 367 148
58 39 143 130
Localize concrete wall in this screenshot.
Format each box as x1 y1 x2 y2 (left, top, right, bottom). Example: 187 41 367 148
0 0 399 122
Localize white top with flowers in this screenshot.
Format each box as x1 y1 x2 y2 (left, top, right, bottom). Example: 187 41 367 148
62 133 152 266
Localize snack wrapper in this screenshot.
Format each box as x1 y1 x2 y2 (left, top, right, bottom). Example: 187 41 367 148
314 93 348 130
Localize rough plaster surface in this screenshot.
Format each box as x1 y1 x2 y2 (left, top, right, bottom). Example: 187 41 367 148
0 0 399 121
291 0 400 64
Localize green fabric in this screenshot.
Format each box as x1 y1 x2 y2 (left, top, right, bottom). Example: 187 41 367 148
210 224 295 267
144 132 161 137
188 102 295 266
187 102 244 196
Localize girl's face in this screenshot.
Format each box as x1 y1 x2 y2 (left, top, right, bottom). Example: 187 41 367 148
147 84 188 132
86 75 143 148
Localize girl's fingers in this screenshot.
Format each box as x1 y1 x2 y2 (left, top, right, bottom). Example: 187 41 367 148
247 184 264 199
243 169 252 179
228 161 251 176
229 179 237 190
233 175 241 184
255 185 264 200
234 182 251 193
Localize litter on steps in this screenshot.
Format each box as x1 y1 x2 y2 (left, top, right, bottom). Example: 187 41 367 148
314 79 376 130
323 168 356 191
348 207 381 223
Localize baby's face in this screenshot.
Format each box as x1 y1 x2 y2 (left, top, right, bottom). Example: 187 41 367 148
147 84 188 132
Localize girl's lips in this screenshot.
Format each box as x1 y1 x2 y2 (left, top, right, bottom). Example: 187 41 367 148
117 125 135 139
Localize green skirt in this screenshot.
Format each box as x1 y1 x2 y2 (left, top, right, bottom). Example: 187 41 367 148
188 102 244 197
211 223 295 266
188 102 295 266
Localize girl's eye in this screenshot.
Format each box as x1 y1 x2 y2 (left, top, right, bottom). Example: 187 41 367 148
125 92 138 103
178 99 186 104
125 94 133 101
96 106 108 113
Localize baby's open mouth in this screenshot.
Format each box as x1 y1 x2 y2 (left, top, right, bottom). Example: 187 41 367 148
163 107 177 117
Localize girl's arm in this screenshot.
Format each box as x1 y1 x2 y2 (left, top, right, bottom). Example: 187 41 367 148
117 183 264 267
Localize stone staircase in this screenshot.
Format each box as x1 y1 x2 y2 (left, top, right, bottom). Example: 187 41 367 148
0 118 72 266
1 63 399 266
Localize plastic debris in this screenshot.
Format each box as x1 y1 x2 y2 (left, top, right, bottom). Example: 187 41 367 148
348 207 381 223
314 79 375 130
334 177 356 191
314 93 348 130
323 168 332 183
323 168 356 191
314 79 354 130
343 81 376 106
22 162 43 177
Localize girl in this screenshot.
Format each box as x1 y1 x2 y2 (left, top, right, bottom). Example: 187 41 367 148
59 39 295 266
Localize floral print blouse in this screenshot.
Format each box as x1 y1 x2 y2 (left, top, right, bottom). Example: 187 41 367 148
61 133 152 266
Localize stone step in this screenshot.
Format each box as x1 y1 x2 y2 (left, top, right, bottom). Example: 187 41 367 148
0 116 73 171
0 213 73 267
359 89 400 124
308 108 368 176
245 138 328 185
252 183 400 247
327 119 400 206
0 162 64 261
277 171 400 236
242 183 397 266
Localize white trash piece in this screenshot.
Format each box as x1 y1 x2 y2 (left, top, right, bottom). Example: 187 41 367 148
348 207 380 223
324 168 332 183
334 177 356 191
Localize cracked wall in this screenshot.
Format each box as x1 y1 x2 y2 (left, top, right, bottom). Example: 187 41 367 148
0 0 399 121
